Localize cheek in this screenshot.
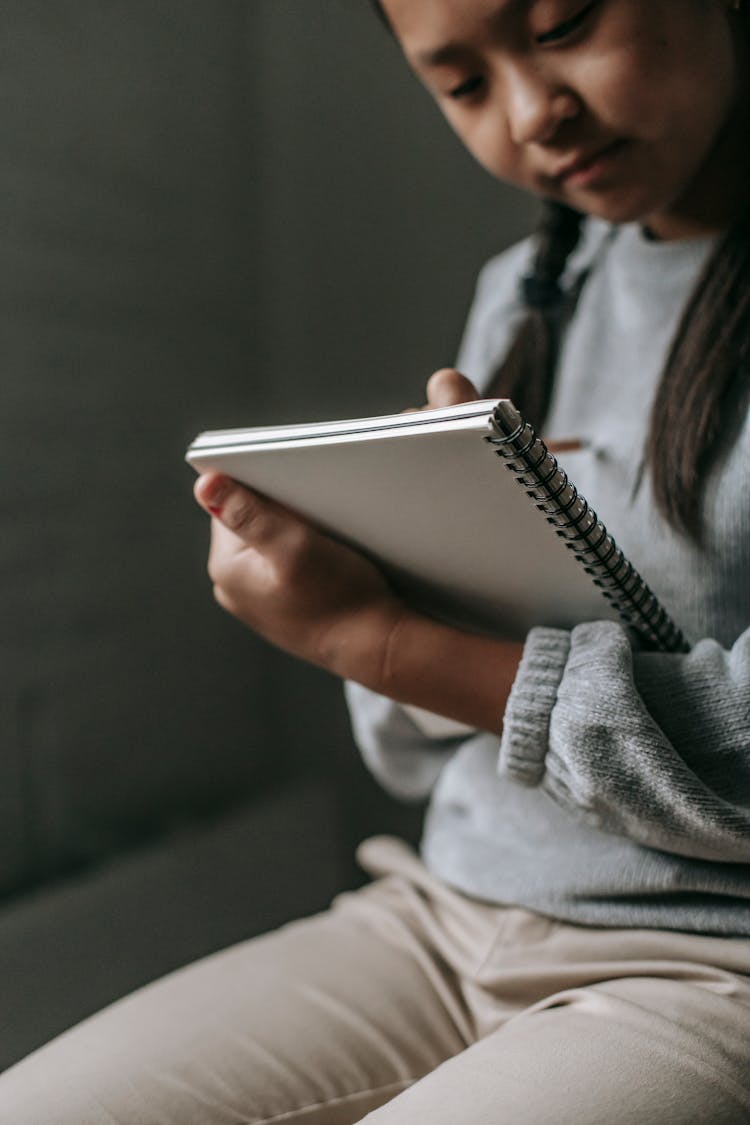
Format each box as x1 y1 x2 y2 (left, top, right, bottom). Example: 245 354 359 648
573 46 660 134
456 113 520 183
580 19 737 143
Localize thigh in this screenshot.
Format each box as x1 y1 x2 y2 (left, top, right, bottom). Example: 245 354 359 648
362 974 750 1125
0 880 469 1125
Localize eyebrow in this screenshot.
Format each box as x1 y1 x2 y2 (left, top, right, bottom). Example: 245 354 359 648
415 0 530 69
417 42 471 69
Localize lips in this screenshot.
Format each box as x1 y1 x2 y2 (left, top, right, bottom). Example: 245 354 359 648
548 140 626 184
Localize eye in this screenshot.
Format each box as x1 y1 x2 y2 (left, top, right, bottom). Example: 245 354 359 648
536 0 601 46
448 75 485 101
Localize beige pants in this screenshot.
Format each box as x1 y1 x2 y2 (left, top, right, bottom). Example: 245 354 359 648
2 836 750 1124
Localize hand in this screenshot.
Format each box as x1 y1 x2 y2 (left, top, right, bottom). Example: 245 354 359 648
425 367 482 407
192 374 524 733
402 368 482 414
193 473 406 682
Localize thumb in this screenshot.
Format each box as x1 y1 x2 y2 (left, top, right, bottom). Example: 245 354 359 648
425 368 481 408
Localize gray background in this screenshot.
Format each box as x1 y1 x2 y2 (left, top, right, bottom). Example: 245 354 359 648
0 1 533 1068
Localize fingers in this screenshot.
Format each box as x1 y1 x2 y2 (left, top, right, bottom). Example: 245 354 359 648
195 473 304 614
194 471 233 518
425 368 481 408
194 472 283 544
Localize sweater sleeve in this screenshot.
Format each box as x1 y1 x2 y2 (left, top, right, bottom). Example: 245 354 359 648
344 681 466 802
499 620 750 862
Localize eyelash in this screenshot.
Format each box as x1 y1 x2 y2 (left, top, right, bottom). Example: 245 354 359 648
447 0 601 100
449 76 485 101
536 0 601 45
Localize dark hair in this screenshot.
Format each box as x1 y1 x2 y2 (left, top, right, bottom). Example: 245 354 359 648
495 194 750 541
370 0 390 31
372 0 750 540
485 201 585 437
645 212 750 536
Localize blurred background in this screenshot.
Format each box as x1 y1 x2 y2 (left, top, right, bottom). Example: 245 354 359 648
0 0 533 1069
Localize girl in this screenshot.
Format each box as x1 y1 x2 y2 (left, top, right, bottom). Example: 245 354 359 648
2 1 750 1121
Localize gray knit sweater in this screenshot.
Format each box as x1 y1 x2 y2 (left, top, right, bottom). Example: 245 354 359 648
346 221 750 935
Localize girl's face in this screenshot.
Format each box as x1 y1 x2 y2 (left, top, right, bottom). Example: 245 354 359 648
381 0 749 239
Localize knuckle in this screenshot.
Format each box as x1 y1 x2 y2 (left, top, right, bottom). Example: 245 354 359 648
287 521 313 554
212 583 229 609
269 553 296 589
207 553 225 586
208 547 241 591
223 501 256 534
213 584 241 620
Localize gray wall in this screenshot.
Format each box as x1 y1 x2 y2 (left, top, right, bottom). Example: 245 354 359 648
0 2 534 897
1 2 268 894
250 1 535 420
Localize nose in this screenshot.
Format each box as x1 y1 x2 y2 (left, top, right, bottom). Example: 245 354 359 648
503 63 580 146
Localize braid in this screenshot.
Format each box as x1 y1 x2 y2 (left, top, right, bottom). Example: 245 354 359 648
367 0 750 542
486 201 584 428
490 204 750 544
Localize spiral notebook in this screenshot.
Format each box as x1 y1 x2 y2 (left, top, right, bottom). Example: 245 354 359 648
186 399 687 659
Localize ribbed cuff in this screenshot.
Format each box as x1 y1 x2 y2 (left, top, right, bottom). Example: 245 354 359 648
498 627 570 786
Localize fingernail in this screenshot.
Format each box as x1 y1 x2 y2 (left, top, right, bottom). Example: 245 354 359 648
201 476 232 513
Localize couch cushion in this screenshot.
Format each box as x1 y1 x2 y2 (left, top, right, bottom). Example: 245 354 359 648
0 778 351 1072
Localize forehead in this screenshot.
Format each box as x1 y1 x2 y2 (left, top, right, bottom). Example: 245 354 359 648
381 0 529 59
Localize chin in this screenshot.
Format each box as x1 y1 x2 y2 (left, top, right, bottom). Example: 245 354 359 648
569 191 664 228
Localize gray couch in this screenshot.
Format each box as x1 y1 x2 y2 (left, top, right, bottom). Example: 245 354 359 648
0 1 530 1073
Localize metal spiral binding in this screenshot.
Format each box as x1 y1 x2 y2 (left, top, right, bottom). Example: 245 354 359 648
486 401 689 653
